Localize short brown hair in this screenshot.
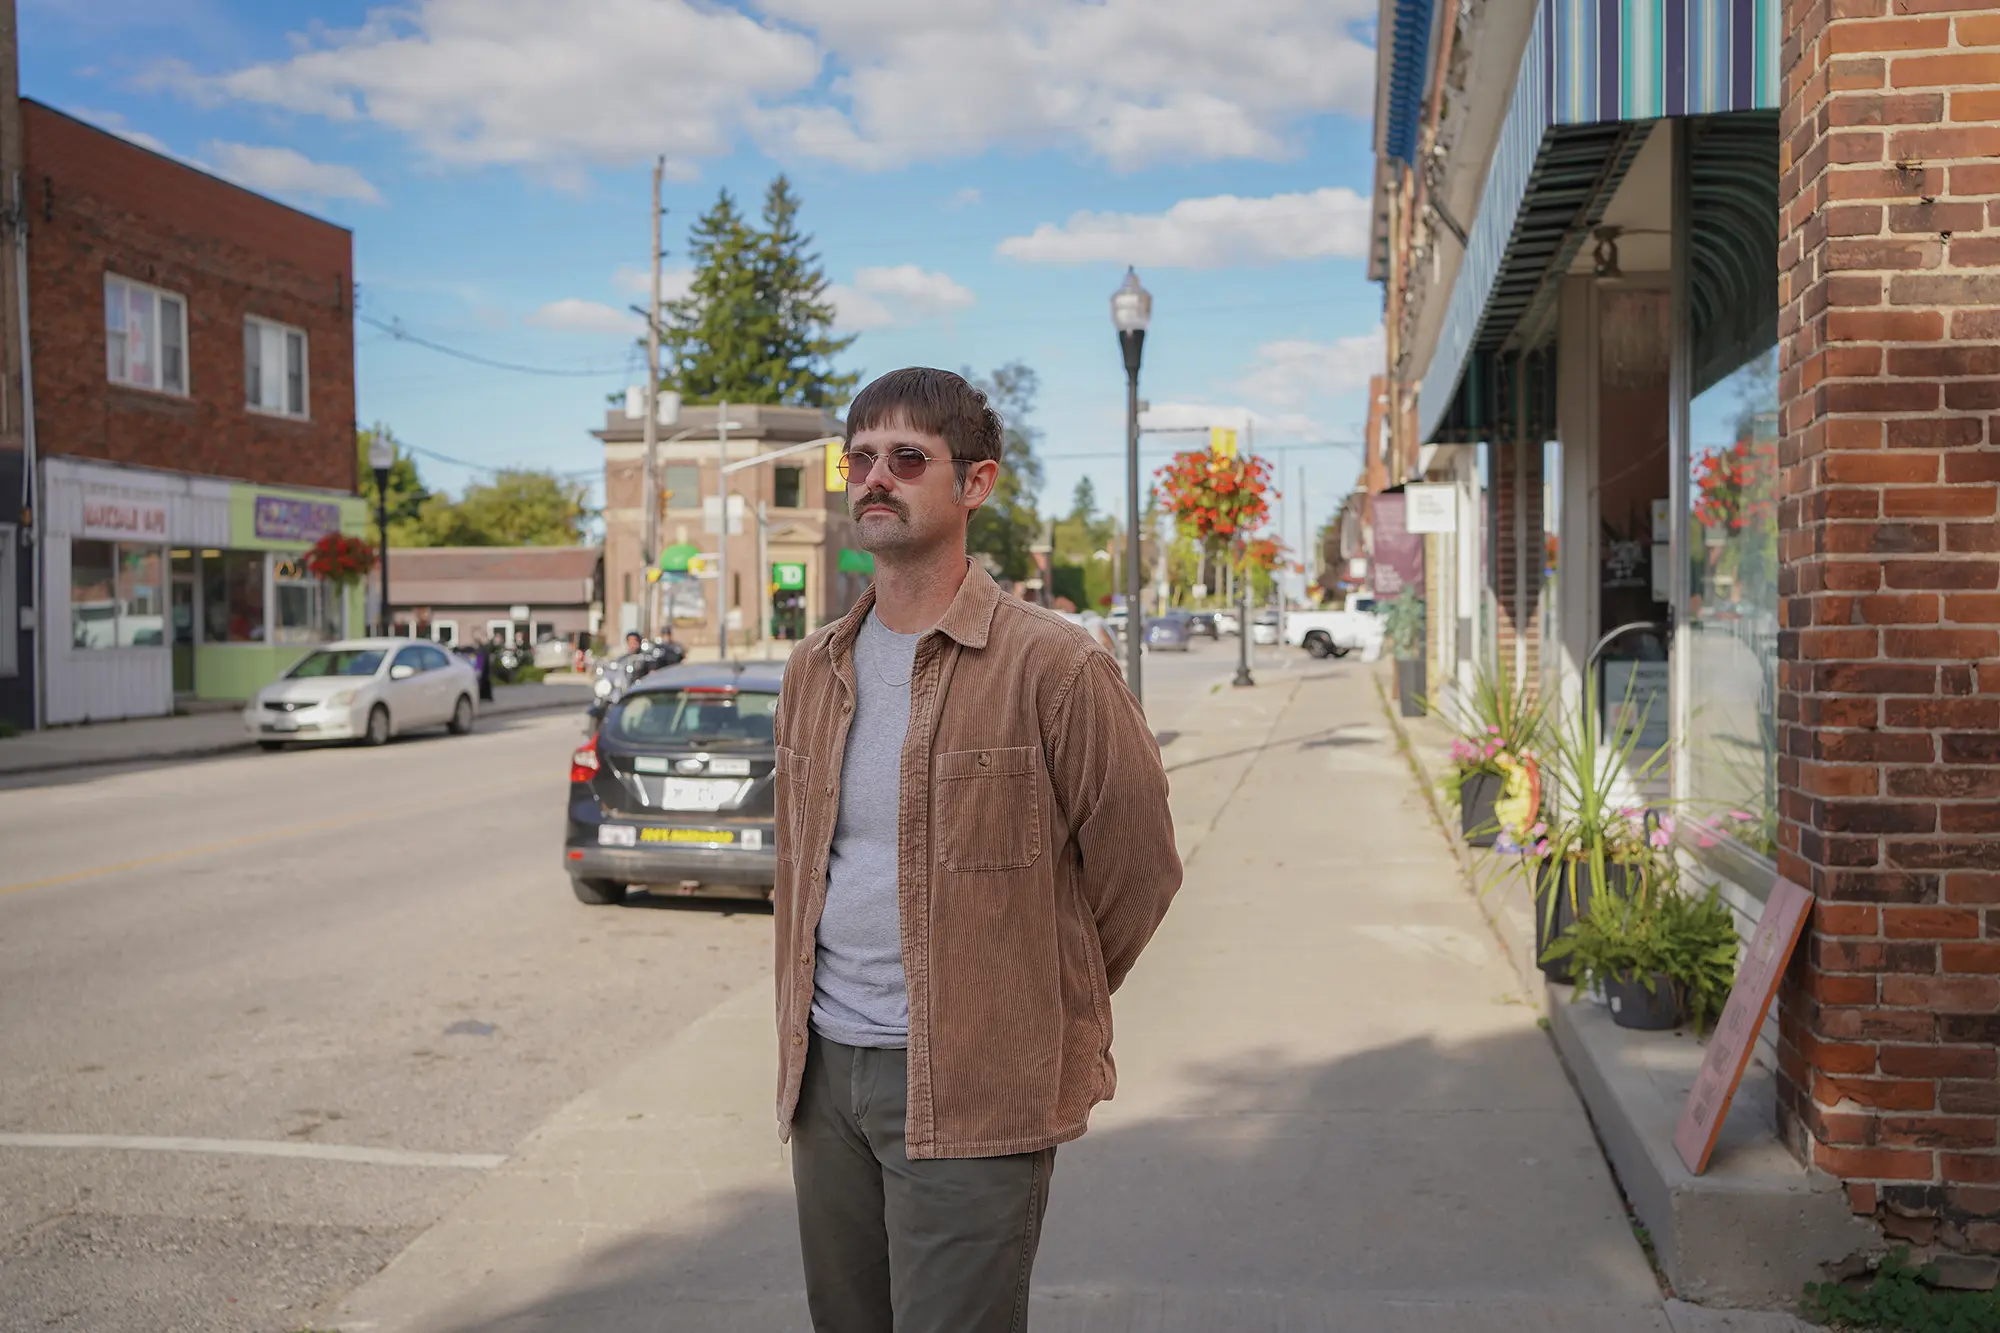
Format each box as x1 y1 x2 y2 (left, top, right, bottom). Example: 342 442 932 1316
844 367 1004 464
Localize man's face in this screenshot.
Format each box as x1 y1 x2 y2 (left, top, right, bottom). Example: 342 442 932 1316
625 633 641 652
846 416 997 561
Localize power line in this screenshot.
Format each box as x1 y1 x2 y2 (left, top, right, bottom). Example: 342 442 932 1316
401 441 600 481
356 311 631 378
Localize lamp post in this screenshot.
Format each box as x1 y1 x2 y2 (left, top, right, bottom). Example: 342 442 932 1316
1111 267 1151 705
368 433 394 635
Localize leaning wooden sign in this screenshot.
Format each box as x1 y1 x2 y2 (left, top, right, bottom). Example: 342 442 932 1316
1674 877 1816 1176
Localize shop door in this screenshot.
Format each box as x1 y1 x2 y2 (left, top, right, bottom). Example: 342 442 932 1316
170 554 197 694
771 562 807 640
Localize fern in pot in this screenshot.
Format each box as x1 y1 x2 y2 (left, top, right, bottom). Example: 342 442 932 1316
1385 590 1427 717
1441 660 1547 847
1543 859 1740 1032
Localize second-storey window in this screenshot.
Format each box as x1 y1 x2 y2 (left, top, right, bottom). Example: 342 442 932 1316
245 316 309 418
104 275 188 395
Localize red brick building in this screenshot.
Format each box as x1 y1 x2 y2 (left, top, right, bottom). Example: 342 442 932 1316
20 101 364 725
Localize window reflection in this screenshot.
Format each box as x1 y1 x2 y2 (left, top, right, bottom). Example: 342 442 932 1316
1687 348 1779 857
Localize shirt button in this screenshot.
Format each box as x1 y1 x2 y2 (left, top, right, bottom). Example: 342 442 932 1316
824 783 833 795
978 752 991 767
791 1033 804 1046
799 951 811 964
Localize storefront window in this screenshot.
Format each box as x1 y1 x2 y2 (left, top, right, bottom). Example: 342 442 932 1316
273 556 341 645
203 550 268 643
116 545 166 646
1687 348 1779 857
70 540 118 648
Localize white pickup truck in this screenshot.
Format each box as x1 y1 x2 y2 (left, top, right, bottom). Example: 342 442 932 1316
1282 596 1386 659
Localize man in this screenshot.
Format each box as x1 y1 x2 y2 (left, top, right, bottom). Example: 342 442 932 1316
625 630 643 656
773 367 1181 1333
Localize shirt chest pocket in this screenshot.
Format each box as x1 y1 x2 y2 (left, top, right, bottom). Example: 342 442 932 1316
934 746 1043 872
774 746 811 865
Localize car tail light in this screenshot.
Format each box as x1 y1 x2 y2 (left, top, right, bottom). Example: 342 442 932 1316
570 734 601 784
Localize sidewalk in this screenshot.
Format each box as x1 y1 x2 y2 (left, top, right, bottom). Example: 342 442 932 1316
328 659 1809 1333
0 679 593 777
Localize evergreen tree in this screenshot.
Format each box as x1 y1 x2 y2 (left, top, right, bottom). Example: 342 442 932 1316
660 177 857 406
966 362 1046 581
1069 475 1098 522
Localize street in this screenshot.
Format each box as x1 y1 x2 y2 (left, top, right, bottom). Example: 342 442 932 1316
0 642 1250 1332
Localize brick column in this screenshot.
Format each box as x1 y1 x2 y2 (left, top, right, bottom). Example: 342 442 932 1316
1491 437 1545 687
1774 0 2000 1263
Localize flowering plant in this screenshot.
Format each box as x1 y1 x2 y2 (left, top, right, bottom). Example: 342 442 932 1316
1154 449 1274 547
303 531 376 587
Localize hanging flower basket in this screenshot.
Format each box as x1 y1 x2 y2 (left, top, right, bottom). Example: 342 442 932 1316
1155 449 1275 550
303 531 376 587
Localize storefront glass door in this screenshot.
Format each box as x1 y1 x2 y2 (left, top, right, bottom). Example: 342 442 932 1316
171 552 197 693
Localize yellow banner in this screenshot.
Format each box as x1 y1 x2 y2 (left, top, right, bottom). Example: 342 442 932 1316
825 440 845 492
1210 427 1237 458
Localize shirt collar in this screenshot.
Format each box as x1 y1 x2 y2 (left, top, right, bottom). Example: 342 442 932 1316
822 558 1001 658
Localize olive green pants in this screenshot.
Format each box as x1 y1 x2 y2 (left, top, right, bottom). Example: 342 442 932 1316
791 1032 1056 1333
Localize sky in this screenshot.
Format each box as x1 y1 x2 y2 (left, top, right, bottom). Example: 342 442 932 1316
22 0 1386 554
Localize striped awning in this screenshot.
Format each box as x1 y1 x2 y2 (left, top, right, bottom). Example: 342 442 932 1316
1418 0 1779 443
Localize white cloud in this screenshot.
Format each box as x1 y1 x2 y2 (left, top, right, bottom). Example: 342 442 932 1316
205 141 385 205
946 187 983 209
148 0 1376 175
829 265 976 331
998 188 1370 268
1233 327 1385 409
526 298 642 336
68 106 170 155
1140 402 1328 439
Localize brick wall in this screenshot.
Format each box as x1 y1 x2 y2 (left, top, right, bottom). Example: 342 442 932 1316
1491 437 1545 687
1774 0 2000 1261
23 101 355 494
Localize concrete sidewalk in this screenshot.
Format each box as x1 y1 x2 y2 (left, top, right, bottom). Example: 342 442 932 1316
328 660 1810 1333
0 679 592 777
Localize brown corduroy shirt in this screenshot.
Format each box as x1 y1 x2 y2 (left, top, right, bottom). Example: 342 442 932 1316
772 560 1182 1159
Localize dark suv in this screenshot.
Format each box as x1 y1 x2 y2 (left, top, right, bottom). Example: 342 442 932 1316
563 661 784 905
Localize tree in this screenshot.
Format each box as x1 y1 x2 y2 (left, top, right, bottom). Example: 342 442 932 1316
965 362 1046 581
660 176 857 407
409 470 594 547
356 426 431 543
1069 476 1098 522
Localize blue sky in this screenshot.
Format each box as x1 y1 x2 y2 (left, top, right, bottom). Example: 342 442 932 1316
23 0 1385 551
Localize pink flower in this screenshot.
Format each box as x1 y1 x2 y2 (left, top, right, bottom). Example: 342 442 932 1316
1660 815 1677 835
1649 829 1671 849
1530 822 1548 838
1488 725 1501 735
1728 810 1753 822
1532 840 1550 857
1698 833 1717 848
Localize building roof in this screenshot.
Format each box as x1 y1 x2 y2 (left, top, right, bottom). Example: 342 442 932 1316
594 402 841 446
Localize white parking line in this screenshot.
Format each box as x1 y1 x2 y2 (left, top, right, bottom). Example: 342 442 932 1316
0 1132 506 1170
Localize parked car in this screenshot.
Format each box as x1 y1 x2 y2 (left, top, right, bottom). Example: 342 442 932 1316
245 638 478 750
1058 610 1120 659
586 638 688 725
1251 611 1280 645
1182 611 1220 639
1283 595 1388 659
564 661 783 905
1144 616 1192 652
532 636 573 671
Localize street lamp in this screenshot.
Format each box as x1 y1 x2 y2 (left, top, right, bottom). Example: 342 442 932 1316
1111 267 1151 705
367 433 394 635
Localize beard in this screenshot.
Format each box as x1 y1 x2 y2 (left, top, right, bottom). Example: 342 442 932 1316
852 489 925 556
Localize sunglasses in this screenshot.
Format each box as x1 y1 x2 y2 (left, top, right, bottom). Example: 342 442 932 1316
838 446 974 483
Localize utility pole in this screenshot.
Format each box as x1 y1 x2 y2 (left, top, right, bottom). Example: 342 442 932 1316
1300 464 1309 600
715 399 731 661
640 155 664 640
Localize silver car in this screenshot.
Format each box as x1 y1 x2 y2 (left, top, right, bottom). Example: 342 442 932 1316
245 637 480 750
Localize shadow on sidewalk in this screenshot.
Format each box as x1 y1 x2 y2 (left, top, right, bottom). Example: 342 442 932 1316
402 1025 1659 1332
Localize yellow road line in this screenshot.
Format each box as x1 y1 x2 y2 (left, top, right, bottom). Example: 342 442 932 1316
0 779 546 899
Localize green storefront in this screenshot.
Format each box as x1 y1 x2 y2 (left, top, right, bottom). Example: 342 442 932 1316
181 483 369 701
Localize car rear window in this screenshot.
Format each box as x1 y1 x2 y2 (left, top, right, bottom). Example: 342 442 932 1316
611 688 778 746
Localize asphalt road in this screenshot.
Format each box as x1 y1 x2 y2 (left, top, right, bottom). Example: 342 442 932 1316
0 635 1290 1333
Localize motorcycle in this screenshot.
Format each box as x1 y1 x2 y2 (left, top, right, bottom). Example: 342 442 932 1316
585 639 685 727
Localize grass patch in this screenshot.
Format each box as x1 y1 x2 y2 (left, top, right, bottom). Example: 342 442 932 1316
510 664 549 685
1804 1249 2000 1332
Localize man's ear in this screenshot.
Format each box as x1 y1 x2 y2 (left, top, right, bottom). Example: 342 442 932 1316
960 459 1001 510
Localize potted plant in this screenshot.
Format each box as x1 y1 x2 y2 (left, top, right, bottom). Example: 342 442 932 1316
1543 866 1740 1031
1384 590 1426 717
1523 670 1669 983
1442 661 1547 846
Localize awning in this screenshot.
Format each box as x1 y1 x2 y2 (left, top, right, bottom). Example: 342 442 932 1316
1418 0 1780 443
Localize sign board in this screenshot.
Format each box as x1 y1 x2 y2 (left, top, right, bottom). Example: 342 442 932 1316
702 494 745 535
1675 877 1815 1174
772 562 806 591
1372 493 1425 598
509 603 530 621
1603 659 1670 754
1404 483 1457 534
1348 556 1368 580
80 489 169 543
825 440 846 493
1209 427 1237 458
253 495 342 543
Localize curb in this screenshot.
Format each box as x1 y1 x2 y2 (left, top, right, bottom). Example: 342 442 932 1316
0 695 589 779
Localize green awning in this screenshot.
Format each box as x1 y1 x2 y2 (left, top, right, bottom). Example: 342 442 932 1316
658 542 700 573
837 548 874 575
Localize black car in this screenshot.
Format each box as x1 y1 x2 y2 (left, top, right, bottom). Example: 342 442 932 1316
1181 611 1220 639
564 660 783 905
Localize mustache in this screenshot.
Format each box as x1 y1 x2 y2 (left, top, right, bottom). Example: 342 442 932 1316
852 490 909 521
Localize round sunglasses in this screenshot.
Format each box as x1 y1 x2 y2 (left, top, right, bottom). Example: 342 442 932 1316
837 446 975 483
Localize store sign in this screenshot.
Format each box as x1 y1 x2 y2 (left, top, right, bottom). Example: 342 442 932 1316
80 490 168 542
1372 493 1425 598
772 562 806 591
253 495 342 543
1404 483 1457 533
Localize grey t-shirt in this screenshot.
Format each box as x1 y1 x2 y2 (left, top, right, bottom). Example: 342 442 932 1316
810 610 921 1048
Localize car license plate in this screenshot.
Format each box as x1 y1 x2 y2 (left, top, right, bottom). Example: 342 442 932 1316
271 717 299 732
654 778 744 810
640 827 735 845
597 824 638 847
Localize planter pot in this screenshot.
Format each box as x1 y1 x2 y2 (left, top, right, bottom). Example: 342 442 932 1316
1459 770 1504 848
1533 858 1633 984
1396 656 1426 717
1604 970 1685 1030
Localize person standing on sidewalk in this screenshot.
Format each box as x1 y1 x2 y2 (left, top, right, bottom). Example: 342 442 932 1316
773 367 1181 1333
